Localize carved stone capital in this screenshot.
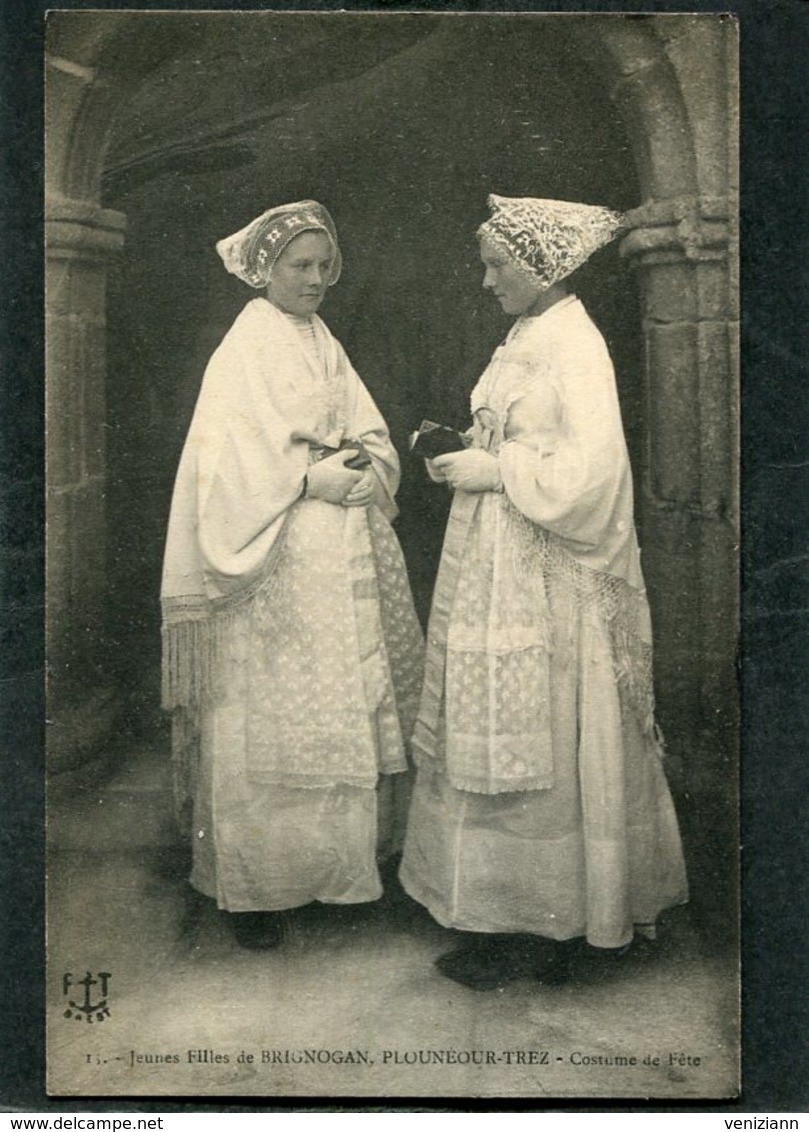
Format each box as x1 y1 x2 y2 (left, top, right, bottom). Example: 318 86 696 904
46 194 126 260
620 195 735 264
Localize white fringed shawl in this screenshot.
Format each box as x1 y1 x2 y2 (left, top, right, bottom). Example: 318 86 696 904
161 297 399 711
160 298 422 810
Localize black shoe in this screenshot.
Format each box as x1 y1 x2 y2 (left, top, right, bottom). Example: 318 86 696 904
229 911 284 950
533 938 580 985
435 934 543 991
436 934 582 991
436 942 516 991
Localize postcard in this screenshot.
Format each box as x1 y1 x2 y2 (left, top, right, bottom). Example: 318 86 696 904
45 9 740 1099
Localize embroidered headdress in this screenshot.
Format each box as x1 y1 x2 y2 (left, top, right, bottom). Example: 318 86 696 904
477 194 624 290
216 200 342 288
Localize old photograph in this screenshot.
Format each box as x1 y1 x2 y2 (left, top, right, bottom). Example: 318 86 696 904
45 10 740 1099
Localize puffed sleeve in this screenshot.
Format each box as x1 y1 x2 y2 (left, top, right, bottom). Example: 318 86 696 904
498 330 628 554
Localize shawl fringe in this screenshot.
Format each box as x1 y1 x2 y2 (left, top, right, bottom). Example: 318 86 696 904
162 609 233 713
507 502 660 745
161 524 290 712
162 536 290 815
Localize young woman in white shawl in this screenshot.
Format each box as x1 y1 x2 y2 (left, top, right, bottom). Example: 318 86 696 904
161 201 423 949
400 195 688 989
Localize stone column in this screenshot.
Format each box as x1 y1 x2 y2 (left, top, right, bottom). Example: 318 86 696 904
621 195 739 933
46 196 126 772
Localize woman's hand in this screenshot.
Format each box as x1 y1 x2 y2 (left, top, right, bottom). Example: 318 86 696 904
432 448 502 493
424 458 449 484
342 469 376 508
305 450 362 505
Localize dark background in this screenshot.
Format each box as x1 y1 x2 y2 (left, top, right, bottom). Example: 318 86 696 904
2 0 808 1114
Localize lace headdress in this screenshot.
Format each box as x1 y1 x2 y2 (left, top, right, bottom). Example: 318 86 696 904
216 200 342 288
477 194 624 290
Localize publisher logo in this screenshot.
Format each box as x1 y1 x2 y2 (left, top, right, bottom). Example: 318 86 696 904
63 972 112 1022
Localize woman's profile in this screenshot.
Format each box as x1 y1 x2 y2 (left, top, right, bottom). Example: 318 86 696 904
161 200 423 950
400 194 689 990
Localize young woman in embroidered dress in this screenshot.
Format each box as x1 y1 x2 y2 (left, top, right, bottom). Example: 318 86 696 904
399 194 688 989
161 201 423 949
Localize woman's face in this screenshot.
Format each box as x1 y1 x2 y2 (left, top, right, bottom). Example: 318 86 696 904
480 238 544 317
265 230 335 317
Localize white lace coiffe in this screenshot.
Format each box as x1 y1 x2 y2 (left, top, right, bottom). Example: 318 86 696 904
215 199 342 289
478 194 623 290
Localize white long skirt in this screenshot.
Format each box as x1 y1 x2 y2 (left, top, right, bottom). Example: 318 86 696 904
186 500 422 912
400 602 688 949
190 697 409 911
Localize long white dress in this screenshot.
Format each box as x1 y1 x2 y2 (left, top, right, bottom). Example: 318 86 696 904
400 296 687 949
161 298 424 912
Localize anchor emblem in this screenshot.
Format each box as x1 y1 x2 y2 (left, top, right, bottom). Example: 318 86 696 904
63 972 112 1023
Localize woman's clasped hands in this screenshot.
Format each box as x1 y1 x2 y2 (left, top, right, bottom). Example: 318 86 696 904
306 449 375 507
429 448 502 493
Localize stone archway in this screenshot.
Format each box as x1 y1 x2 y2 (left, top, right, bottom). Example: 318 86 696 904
46 12 213 764
46 16 131 767
572 12 739 839
46 15 739 930
563 15 739 935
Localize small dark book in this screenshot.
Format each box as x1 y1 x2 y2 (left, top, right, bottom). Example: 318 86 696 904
313 437 372 470
409 420 470 459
